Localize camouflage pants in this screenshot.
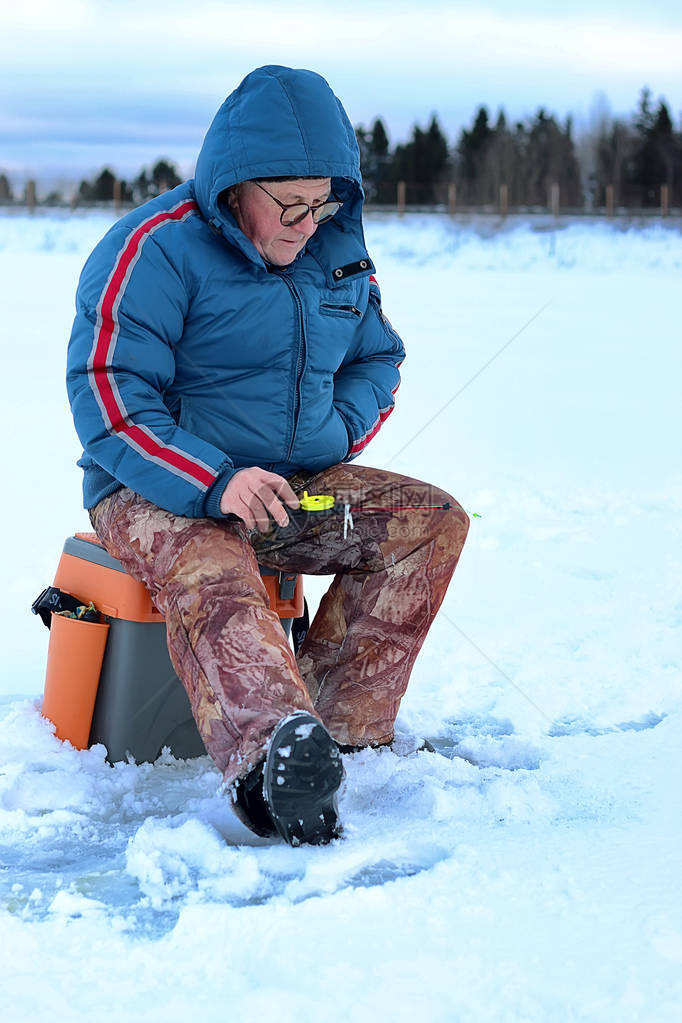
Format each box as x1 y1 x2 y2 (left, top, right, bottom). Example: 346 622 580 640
90 464 469 784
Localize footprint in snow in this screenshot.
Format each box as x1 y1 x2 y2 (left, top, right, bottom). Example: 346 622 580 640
548 711 666 738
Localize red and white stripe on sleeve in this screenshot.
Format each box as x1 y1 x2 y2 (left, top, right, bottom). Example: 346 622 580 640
86 200 217 492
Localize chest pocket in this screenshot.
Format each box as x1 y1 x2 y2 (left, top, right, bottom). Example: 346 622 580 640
311 297 363 373
319 302 362 320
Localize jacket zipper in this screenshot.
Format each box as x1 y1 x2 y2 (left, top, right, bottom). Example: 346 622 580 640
277 274 307 461
320 303 362 318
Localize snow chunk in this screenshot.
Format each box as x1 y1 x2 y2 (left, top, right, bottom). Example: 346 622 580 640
49 889 108 918
125 816 264 909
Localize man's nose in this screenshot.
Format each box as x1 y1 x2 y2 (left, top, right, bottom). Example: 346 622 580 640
298 210 318 235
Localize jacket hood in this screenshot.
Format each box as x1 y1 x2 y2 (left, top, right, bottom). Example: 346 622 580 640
194 66 362 231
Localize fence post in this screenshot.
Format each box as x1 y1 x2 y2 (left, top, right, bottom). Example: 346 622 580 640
499 183 508 218
397 181 406 217
661 184 669 217
113 178 122 211
25 179 36 213
447 183 456 216
550 182 560 218
606 184 614 217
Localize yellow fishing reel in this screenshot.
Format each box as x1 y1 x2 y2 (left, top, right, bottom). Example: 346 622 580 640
299 491 335 512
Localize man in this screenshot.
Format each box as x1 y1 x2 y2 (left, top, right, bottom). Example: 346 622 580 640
67 65 469 846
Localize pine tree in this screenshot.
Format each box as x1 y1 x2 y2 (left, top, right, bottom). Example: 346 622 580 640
455 107 493 203
371 119 389 161
389 115 448 204
355 121 392 202
151 159 181 194
593 118 632 206
133 169 152 204
630 92 675 205
369 119 393 203
523 109 582 208
474 109 523 206
0 173 13 204
355 124 372 181
92 168 116 201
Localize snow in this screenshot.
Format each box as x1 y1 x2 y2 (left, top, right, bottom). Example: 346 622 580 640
1 209 681 1021
293 722 316 740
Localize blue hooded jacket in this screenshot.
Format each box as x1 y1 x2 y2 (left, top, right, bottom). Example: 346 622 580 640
67 66 405 518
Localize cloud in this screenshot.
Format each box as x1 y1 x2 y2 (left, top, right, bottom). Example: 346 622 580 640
2 1 681 182
4 2 682 79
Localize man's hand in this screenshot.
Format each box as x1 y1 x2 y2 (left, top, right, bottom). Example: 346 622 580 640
219 467 300 531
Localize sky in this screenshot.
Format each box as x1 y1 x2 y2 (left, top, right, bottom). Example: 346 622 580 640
1 0 682 192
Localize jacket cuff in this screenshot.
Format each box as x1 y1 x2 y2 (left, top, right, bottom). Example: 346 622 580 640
334 409 355 461
202 465 240 518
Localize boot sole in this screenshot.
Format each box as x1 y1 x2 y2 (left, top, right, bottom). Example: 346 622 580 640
262 713 344 846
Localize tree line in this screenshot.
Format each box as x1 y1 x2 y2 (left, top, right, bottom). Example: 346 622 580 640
0 88 679 211
0 159 182 208
355 87 680 208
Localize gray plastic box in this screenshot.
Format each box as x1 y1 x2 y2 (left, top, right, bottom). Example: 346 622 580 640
59 535 291 765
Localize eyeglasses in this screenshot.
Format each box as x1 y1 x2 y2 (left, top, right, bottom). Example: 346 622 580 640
252 181 343 227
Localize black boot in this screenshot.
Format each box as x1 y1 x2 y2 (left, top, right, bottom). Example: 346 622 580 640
262 712 344 846
231 763 277 838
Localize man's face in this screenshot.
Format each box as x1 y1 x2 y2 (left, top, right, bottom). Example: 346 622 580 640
228 177 332 266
